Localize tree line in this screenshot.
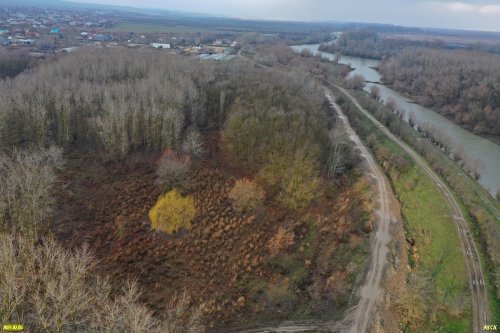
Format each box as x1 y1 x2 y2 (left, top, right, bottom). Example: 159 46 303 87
0 48 214 159
318 30 432 60
379 48 500 136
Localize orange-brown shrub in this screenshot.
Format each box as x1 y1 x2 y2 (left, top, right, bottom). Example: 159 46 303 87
228 178 264 212
267 227 295 256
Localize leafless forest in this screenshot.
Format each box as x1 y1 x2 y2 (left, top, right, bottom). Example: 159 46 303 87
319 30 430 60
380 48 500 136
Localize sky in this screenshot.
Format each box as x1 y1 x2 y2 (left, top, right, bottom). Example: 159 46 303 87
69 0 500 31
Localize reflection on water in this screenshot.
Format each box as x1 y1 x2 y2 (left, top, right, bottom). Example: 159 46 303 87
292 44 500 196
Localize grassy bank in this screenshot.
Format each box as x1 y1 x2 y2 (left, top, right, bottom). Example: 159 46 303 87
344 88 500 325
332 86 471 331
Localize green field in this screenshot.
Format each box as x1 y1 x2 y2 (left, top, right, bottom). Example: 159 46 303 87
392 157 470 331
349 89 500 325
334 86 471 331
109 23 221 33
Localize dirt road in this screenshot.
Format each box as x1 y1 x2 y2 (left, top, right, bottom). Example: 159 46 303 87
216 91 401 333
226 52 402 333
232 52 489 332
326 92 397 333
335 84 490 333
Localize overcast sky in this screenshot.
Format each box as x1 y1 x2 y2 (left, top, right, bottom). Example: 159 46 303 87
69 0 500 31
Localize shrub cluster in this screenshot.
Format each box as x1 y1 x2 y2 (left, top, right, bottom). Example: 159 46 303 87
149 189 196 235
228 178 264 212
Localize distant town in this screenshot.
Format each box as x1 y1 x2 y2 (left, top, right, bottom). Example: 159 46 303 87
0 5 239 61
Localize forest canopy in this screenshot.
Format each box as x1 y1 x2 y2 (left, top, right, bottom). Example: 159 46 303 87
379 48 500 136
319 30 429 60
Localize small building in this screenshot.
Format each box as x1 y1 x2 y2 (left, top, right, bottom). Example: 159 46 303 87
50 28 60 34
61 46 79 53
150 43 171 49
0 37 12 46
18 39 35 46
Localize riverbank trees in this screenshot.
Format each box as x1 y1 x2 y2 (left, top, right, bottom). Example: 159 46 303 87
319 30 427 60
379 48 500 136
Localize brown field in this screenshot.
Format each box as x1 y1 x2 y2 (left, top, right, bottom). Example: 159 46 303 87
51 133 371 328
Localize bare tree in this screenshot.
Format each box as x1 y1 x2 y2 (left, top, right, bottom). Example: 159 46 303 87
155 151 190 193
344 74 366 90
326 122 349 178
453 145 466 165
385 96 397 112
0 147 63 242
467 158 486 181
182 127 204 158
0 234 205 333
370 85 381 101
408 112 416 128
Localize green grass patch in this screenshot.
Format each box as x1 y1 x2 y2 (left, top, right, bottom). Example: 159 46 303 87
393 166 469 306
348 88 500 325
268 223 319 288
333 86 472 330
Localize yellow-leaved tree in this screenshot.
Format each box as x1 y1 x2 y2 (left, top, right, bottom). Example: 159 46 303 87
149 189 196 234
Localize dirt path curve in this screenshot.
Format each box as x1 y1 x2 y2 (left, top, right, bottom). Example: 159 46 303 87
335 84 490 333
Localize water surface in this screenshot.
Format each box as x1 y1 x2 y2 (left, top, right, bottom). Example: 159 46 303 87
292 44 500 196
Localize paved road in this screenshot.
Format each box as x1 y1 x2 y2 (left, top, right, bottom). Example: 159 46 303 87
334 84 490 333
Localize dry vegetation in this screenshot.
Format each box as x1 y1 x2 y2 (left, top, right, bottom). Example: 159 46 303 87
0 45 373 330
229 178 264 212
0 234 203 333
